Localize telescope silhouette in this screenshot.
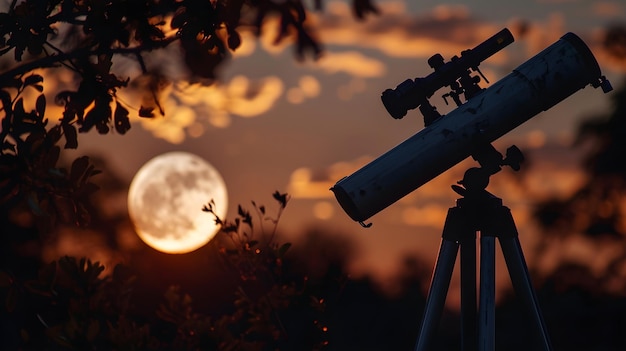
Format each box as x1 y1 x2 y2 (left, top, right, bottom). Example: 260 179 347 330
331 28 612 225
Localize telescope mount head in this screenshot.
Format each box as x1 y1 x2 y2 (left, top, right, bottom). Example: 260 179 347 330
452 144 525 198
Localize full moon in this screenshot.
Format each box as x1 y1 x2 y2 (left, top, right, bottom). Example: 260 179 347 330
127 152 228 254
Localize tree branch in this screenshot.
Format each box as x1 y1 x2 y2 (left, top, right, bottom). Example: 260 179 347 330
0 37 179 84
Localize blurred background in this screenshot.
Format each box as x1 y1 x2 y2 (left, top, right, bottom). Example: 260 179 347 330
2 0 626 350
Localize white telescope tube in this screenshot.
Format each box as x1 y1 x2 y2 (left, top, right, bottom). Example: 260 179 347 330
331 32 610 223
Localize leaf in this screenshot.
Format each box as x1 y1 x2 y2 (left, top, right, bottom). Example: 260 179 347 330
352 0 380 20
47 125 62 144
42 145 60 171
14 45 25 61
95 120 110 134
296 27 322 61
277 243 291 257
2 140 16 153
55 90 74 106
70 156 90 184
14 98 25 116
238 205 253 227
138 105 155 118
272 191 289 208
227 29 241 50
170 7 187 29
23 74 44 87
80 96 112 133
52 195 75 223
62 123 78 149
0 90 11 112
113 102 130 134
36 94 46 118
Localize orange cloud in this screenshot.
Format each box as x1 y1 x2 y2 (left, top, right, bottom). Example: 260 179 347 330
312 51 387 77
313 2 509 63
591 1 625 18
286 75 321 104
124 75 284 143
288 156 373 199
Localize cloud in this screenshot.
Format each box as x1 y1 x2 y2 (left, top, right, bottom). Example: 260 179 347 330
587 27 626 73
336 77 368 101
226 76 284 117
313 201 335 220
286 75 321 104
288 156 373 199
288 167 335 199
123 75 284 143
506 14 567 60
506 15 626 74
311 51 387 77
248 1 510 64
259 16 293 55
313 2 510 63
591 1 625 18
310 1 625 75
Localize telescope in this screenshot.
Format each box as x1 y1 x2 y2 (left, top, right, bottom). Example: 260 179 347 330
331 28 612 226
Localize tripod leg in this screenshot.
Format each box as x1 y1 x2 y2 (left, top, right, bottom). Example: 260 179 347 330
460 236 477 351
478 235 496 351
497 210 553 351
415 238 459 351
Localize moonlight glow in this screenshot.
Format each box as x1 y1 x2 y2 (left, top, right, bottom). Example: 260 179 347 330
127 152 228 254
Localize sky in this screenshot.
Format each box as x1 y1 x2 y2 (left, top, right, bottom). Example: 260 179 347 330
36 0 626 299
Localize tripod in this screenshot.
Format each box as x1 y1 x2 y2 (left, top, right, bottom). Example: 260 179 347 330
414 167 553 351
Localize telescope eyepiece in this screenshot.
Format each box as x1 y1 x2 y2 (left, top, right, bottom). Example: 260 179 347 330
381 89 407 119
381 79 419 119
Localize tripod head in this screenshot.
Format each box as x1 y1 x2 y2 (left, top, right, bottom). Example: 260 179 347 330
452 144 524 198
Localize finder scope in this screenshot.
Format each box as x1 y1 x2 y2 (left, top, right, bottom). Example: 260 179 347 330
381 28 514 125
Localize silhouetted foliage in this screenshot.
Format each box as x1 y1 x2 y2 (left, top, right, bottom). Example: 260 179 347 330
0 72 100 231
603 24 626 66
534 82 626 240
1 190 429 350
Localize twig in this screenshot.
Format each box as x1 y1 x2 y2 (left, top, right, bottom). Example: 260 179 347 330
0 37 178 83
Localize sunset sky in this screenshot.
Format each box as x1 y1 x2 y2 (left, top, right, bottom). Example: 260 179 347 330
47 0 626 297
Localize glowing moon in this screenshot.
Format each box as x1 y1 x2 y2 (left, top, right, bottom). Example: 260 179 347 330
127 152 228 254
